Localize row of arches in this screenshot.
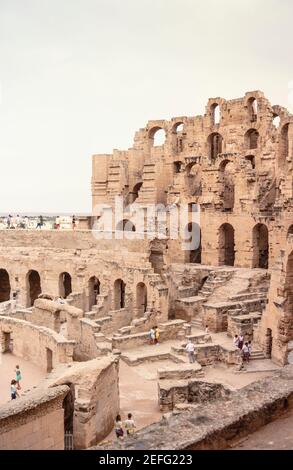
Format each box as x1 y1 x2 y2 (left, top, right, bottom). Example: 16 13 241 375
0 270 149 318
185 222 270 269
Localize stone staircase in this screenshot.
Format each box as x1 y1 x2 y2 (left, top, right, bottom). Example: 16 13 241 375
250 349 266 360
198 270 233 298
191 317 204 330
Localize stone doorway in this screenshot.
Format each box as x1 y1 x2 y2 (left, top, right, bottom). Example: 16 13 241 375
0 269 11 302
219 223 235 266
26 270 42 307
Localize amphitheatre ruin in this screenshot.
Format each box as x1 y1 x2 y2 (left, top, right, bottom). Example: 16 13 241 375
1 90 293 450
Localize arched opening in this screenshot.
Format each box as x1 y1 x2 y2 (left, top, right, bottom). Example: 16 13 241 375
252 223 269 269
287 225 293 238
59 272 72 299
219 223 235 266
247 97 257 122
88 276 100 311
245 155 256 169
185 163 202 196
127 182 143 204
116 219 136 232
279 123 289 171
149 127 166 147
208 133 223 162
219 160 235 211
149 245 164 274
245 129 259 150
184 222 201 263
173 122 184 153
173 161 183 174
273 114 281 128
27 270 42 307
114 279 126 309
0 269 11 302
136 282 147 317
211 103 221 125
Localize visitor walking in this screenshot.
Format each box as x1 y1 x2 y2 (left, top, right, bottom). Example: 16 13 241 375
233 334 239 348
55 215 60 229
11 380 19 400
205 325 209 334
15 365 22 390
36 215 44 229
242 342 250 362
248 340 252 357
154 326 160 345
114 414 124 439
185 340 196 363
149 327 155 345
124 413 136 436
72 215 76 230
238 334 244 350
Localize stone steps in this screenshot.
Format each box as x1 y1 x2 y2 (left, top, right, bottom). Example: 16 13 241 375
250 350 266 360
191 318 203 329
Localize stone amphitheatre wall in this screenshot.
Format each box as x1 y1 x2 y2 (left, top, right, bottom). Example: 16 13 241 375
0 230 167 322
0 385 68 450
0 316 74 371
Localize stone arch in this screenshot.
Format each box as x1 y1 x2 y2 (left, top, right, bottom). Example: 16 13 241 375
26 270 42 307
245 155 255 169
136 282 147 317
287 225 293 238
0 269 11 302
211 103 221 125
185 162 202 196
149 127 166 147
219 160 235 211
252 223 269 269
245 129 259 150
218 223 235 266
247 97 257 122
88 276 100 311
116 219 136 232
279 123 289 171
114 279 126 309
172 122 184 153
273 114 281 128
59 272 72 299
184 222 201 263
208 132 223 162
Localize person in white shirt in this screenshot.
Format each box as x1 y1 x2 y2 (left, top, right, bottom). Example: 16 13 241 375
124 413 136 436
233 335 239 348
185 340 196 363
242 342 250 362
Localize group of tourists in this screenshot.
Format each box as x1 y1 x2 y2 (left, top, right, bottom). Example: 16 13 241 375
2 214 77 230
233 334 253 362
148 326 160 345
115 413 136 439
10 365 22 400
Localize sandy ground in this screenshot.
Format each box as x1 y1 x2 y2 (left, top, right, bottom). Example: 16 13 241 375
0 352 45 405
104 359 162 441
230 409 293 450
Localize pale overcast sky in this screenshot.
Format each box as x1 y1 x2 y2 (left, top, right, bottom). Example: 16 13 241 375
0 0 292 213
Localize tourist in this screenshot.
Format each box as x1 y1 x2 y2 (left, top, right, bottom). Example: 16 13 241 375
55 215 60 229
6 215 11 229
242 342 250 362
233 334 239 348
11 380 19 400
124 413 136 436
154 326 160 345
149 327 155 345
238 334 244 350
205 324 209 334
185 340 196 363
16 214 21 228
114 414 124 439
36 215 44 229
72 215 76 230
15 365 22 390
24 216 29 229
248 340 252 357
